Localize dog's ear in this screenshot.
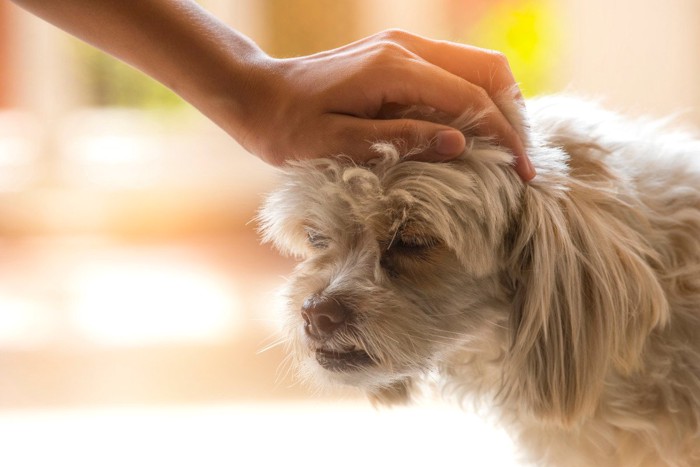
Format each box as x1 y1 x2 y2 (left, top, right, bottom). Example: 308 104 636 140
503 180 669 425
367 379 415 407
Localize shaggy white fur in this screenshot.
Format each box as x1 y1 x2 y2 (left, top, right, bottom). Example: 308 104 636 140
258 95 700 466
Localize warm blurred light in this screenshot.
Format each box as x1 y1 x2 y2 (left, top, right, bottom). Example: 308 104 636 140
67 134 160 189
58 111 166 190
0 112 40 192
76 135 154 165
0 295 50 348
71 261 241 346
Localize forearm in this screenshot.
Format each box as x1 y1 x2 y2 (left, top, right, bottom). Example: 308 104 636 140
11 1 534 178
12 0 269 141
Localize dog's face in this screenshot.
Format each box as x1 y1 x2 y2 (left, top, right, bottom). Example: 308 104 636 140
259 145 521 402
260 98 671 427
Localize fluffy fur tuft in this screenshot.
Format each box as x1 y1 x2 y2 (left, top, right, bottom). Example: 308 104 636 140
258 95 700 466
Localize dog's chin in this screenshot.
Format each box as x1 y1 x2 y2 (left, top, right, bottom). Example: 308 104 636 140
300 350 406 391
314 348 374 372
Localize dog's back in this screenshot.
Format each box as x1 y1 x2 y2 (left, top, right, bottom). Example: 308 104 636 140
514 97 700 466
259 95 700 466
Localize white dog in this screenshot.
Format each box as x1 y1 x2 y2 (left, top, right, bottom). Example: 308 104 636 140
258 95 700 466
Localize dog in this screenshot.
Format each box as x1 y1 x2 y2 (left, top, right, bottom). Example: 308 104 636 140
257 95 700 466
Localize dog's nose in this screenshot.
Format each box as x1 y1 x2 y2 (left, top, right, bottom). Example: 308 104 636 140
301 295 349 339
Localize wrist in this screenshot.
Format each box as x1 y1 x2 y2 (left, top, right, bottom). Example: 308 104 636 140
170 25 259 117
203 55 304 165
182 34 283 158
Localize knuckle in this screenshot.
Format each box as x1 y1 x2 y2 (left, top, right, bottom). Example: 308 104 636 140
482 114 517 147
333 120 357 145
486 50 516 90
365 30 423 67
392 121 427 150
364 42 414 72
489 50 511 69
330 121 371 157
379 40 407 55
375 28 412 43
472 85 491 103
372 40 411 62
396 120 419 137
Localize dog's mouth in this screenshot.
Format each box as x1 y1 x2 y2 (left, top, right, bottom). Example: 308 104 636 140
315 348 375 371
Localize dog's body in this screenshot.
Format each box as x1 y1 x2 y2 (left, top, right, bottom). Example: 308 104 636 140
258 96 700 466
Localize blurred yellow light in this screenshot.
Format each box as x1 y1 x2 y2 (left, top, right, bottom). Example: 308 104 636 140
464 0 560 97
71 261 240 346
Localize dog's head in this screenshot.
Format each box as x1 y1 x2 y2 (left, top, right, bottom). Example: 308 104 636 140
258 140 522 402
258 98 668 424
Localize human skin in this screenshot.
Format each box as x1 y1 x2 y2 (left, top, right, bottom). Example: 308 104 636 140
11 0 535 180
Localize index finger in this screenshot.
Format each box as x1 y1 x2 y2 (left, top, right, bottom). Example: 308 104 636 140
376 61 535 180
379 30 522 100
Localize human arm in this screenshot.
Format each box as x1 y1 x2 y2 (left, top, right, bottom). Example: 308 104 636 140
11 0 535 180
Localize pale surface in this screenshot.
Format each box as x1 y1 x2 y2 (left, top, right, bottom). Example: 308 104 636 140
0 402 519 467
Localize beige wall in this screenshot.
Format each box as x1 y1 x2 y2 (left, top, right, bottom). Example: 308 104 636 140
0 2 14 107
5 0 700 126
560 0 700 126
5 2 79 116
356 0 700 126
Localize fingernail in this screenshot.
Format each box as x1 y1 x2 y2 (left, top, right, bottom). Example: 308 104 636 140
435 130 466 157
523 153 536 181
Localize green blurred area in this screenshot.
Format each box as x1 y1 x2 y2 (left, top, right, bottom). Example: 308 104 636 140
68 0 557 108
71 42 185 109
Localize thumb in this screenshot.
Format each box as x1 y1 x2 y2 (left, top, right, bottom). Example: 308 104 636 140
330 116 467 163
415 128 466 161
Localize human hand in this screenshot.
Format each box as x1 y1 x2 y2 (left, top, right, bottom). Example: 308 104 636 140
237 30 535 181
9 1 533 180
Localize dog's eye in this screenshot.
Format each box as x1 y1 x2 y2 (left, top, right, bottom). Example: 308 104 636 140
390 236 439 253
306 228 330 249
381 235 440 277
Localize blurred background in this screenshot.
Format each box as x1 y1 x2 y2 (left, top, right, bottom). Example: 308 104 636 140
0 0 698 465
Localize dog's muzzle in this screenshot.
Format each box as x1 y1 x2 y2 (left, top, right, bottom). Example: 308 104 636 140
301 294 374 371
301 295 349 339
